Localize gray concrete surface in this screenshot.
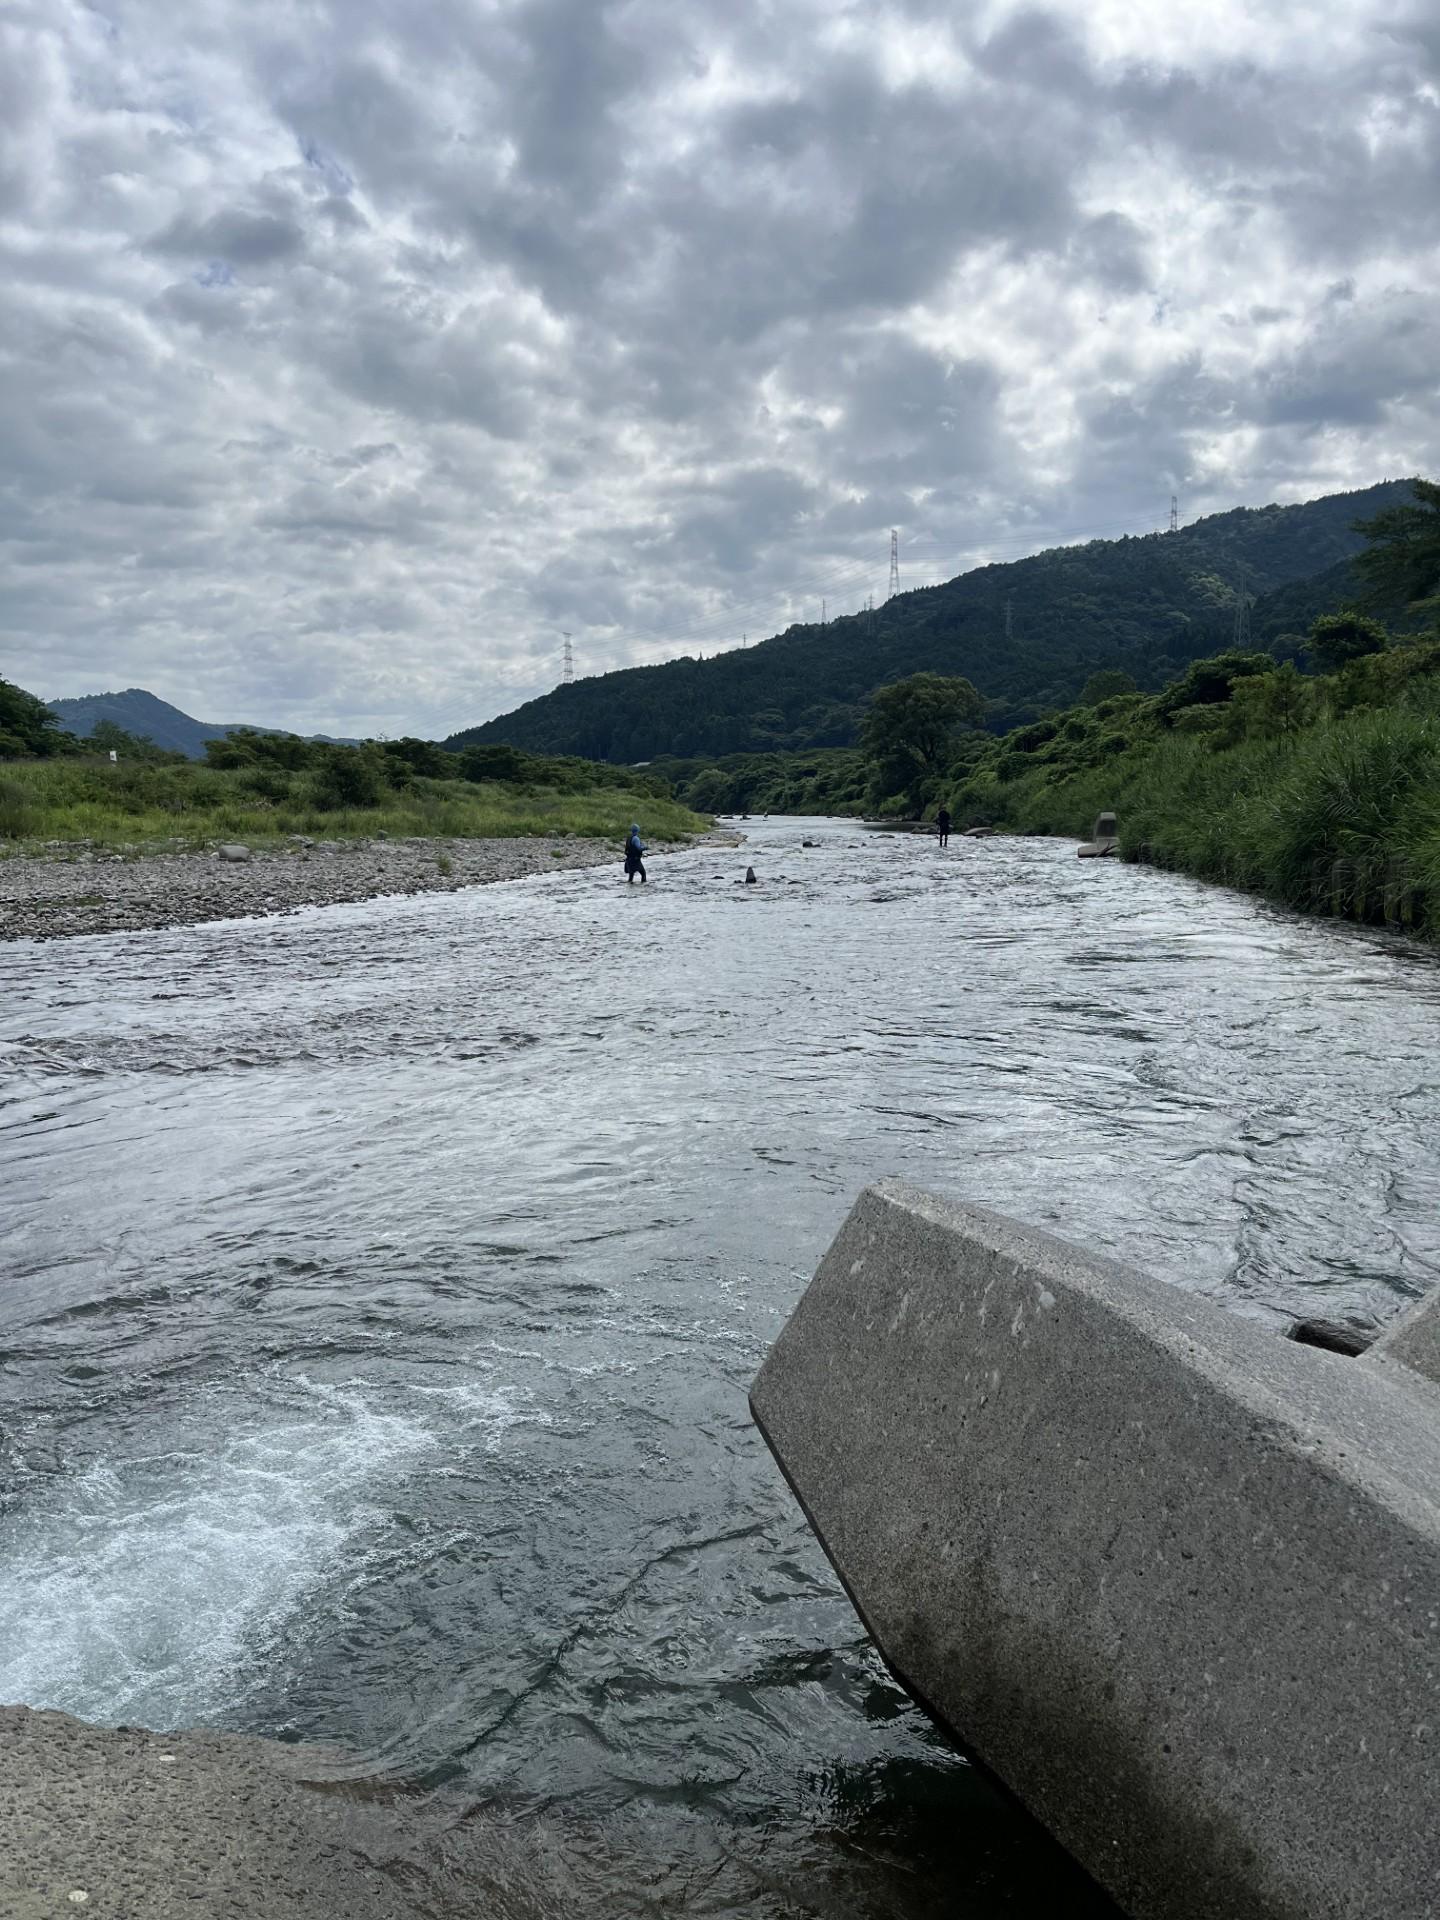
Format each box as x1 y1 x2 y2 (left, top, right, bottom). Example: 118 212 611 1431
0 1706 594 1920
0 1707 421 1919
1366 1284 1440 1389
1077 810 1120 859
750 1180 1440 1920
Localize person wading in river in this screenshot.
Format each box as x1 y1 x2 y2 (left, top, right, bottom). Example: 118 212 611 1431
935 806 951 849
624 823 648 884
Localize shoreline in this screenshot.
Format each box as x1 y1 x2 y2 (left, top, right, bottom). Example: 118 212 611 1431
0 835 643 942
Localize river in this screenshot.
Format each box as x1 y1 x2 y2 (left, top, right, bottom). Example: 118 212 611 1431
4 818 1439 1917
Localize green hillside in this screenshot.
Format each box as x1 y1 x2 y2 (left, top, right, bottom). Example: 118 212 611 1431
449 480 1416 763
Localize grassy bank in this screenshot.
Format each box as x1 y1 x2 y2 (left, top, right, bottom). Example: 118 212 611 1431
950 641 1440 934
0 756 707 852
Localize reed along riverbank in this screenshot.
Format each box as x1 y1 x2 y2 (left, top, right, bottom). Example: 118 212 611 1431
951 639 1440 937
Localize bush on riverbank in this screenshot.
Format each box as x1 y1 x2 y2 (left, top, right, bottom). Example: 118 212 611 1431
939 479 1440 932
0 754 706 851
0 675 707 848
949 636 1440 933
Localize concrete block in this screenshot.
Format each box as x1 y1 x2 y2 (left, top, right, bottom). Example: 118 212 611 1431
1366 1286 1440 1390
750 1180 1440 1920
1077 810 1120 858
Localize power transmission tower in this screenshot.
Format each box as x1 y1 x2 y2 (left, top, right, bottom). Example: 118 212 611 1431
867 593 875 636
561 633 573 684
1169 494 1179 534
1232 577 1251 648
1004 598 1013 645
888 529 900 599
821 597 826 626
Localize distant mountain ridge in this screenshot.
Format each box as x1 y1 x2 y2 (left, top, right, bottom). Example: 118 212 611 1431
448 479 1416 764
47 688 357 758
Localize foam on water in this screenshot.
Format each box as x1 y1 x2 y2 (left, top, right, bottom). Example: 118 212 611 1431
0 1369 538 1729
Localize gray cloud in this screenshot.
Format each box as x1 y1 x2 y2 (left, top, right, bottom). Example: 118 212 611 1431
1 0 1437 737
146 208 307 266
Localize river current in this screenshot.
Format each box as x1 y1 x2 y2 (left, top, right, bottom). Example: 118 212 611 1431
4 818 1440 1917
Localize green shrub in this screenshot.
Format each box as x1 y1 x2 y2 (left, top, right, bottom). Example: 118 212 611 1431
240 768 295 803
312 747 387 809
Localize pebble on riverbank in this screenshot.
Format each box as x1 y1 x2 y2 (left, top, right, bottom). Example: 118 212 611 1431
0 836 630 941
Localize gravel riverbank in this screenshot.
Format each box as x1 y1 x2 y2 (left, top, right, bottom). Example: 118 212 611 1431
0 835 632 941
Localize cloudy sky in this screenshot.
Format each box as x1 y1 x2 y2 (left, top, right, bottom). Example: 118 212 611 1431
3 0 1438 738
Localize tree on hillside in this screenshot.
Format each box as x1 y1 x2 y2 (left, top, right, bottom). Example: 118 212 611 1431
0 676 79 759
1080 668 1138 705
861 672 984 812
1352 479 1440 619
1222 663 1316 742
1307 611 1390 673
1153 650 1274 723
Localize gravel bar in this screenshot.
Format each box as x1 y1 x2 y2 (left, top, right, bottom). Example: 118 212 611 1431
0 835 630 941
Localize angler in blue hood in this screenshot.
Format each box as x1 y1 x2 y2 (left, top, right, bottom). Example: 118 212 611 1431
623 823 647 884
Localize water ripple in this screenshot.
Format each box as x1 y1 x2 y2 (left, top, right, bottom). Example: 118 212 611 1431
4 820 1440 1915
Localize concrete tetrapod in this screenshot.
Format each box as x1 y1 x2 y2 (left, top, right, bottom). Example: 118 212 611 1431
749 1181 1440 1920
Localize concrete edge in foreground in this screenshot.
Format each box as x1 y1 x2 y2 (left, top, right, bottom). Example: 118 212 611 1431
750 1180 1440 1920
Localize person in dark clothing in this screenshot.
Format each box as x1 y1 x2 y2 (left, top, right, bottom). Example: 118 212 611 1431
935 807 951 848
624 823 647 884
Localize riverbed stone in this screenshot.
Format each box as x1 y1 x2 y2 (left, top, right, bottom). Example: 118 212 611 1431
0 836 722 941
750 1180 1440 1920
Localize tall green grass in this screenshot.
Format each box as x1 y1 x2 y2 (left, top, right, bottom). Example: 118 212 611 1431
966 701 1440 934
0 758 708 852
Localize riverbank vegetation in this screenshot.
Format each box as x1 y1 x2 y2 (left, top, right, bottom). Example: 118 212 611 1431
0 708 705 850
649 748 869 817
951 640 1440 928
953 481 1440 933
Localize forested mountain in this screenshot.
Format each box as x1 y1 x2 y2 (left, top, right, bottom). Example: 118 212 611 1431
47 688 355 757
450 481 1415 762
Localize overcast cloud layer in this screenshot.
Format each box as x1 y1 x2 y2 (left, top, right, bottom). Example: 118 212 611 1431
2 0 1438 737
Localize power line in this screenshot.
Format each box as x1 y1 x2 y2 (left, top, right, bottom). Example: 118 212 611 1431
639 513 1160 653
581 505 1196 671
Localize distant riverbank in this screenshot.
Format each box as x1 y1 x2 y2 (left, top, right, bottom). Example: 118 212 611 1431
0 835 632 940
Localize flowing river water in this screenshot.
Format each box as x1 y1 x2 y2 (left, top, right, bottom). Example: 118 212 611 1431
4 818 1440 1917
